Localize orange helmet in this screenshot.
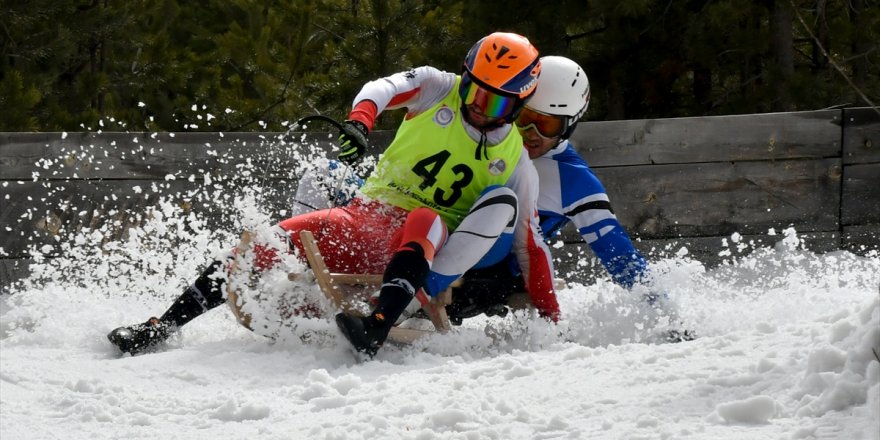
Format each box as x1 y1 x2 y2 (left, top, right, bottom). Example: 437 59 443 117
460 32 541 125
463 32 541 98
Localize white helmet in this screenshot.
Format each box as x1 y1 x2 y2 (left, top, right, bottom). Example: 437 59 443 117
526 56 590 139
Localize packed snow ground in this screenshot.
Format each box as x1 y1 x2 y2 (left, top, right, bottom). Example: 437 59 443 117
2 221 878 439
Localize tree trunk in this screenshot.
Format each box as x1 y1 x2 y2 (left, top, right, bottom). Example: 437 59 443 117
693 65 712 114
850 0 869 100
371 0 389 76
607 64 626 120
813 0 829 70
771 0 794 111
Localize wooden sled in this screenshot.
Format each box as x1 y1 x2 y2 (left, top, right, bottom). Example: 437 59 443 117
224 229 452 343
226 229 566 344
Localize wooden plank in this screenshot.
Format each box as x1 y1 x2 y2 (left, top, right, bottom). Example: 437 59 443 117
579 159 842 239
553 231 843 282
842 107 880 165
841 163 880 226
2 179 189 258
0 258 31 293
842 224 880 254
0 132 266 180
571 109 842 167
0 176 301 258
0 131 391 181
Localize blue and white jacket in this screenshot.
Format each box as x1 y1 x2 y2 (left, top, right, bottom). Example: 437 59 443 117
533 140 648 288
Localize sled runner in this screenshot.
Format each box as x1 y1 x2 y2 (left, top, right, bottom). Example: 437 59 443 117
226 230 255 329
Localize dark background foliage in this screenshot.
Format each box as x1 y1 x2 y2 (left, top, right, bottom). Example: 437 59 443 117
1 0 877 132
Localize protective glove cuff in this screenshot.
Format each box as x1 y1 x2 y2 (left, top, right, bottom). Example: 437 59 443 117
338 120 369 165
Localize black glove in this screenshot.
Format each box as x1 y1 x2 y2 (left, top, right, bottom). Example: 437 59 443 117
338 120 369 165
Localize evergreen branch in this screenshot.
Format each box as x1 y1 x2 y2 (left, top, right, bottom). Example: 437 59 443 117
76 0 100 12
0 18 14 46
842 46 879 63
790 0 879 116
563 28 605 44
312 22 346 42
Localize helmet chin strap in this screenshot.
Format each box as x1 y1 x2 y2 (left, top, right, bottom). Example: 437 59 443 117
561 101 588 140
561 120 578 140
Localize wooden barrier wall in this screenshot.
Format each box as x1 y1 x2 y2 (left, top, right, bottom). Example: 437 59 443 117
1 108 878 290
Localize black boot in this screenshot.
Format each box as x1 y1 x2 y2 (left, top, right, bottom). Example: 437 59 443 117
108 260 227 355
336 242 429 356
335 280 414 357
107 317 174 355
335 313 390 357
447 264 522 325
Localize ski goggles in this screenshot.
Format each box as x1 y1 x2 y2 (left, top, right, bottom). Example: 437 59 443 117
459 73 519 119
515 107 568 138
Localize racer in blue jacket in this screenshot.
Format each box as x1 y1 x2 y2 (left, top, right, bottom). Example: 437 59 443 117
519 56 647 289
443 56 655 321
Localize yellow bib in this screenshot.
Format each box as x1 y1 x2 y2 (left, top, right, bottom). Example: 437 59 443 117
361 78 523 230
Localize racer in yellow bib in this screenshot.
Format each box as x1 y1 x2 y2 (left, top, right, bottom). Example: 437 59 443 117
331 32 559 356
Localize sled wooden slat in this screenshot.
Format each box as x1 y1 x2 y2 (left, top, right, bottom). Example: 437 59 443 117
299 230 347 310
554 279 567 291
434 288 452 331
227 231 254 330
387 327 435 344
331 273 383 286
506 293 534 310
419 288 452 334
502 279 565 311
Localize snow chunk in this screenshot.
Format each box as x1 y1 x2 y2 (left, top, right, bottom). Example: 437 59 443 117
805 345 847 374
209 399 270 421
795 297 879 419
427 408 472 430
715 395 778 424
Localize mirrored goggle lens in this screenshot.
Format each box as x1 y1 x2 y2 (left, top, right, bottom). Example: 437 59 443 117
515 107 567 138
461 79 518 119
